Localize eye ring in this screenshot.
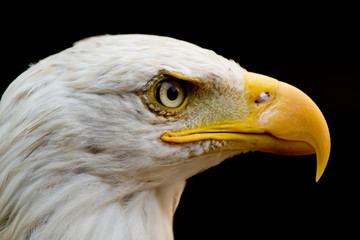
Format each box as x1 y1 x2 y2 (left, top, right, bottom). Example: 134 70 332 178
155 79 187 109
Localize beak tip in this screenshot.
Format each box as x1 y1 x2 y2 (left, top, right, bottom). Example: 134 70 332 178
316 170 325 182
315 174 321 183
315 147 330 182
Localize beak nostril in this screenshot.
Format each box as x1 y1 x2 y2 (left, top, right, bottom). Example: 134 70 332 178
255 92 271 104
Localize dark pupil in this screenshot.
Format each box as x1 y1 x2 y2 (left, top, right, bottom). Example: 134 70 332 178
167 86 178 101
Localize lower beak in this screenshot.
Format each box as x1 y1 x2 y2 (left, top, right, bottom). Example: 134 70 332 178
162 72 331 182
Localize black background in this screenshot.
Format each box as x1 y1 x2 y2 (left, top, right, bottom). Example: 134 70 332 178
1 5 359 239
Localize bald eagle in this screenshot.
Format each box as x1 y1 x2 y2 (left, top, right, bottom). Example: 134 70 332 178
0 35 330 240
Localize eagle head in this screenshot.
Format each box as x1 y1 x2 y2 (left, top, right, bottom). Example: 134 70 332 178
0 34 330 239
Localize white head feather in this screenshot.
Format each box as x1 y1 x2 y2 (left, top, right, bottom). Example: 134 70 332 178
0 34 247 240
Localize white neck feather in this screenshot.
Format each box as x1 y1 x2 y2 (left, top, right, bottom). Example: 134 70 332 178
64 186 184 240
7 174 186 240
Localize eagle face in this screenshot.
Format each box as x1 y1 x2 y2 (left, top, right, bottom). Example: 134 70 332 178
61 34 251 186
0 34 330 239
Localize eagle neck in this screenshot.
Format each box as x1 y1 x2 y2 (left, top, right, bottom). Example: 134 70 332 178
53 179 186 240
2 171 186 240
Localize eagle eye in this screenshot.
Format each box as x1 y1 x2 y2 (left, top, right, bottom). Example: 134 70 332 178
155 79 187 109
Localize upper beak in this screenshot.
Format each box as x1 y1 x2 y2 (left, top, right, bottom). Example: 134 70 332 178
162 72 331 182
247 72 331 181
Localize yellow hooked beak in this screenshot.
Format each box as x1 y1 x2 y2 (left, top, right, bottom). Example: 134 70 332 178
161 72 331 182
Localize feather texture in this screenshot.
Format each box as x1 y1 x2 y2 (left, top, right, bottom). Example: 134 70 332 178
0 34 246 239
